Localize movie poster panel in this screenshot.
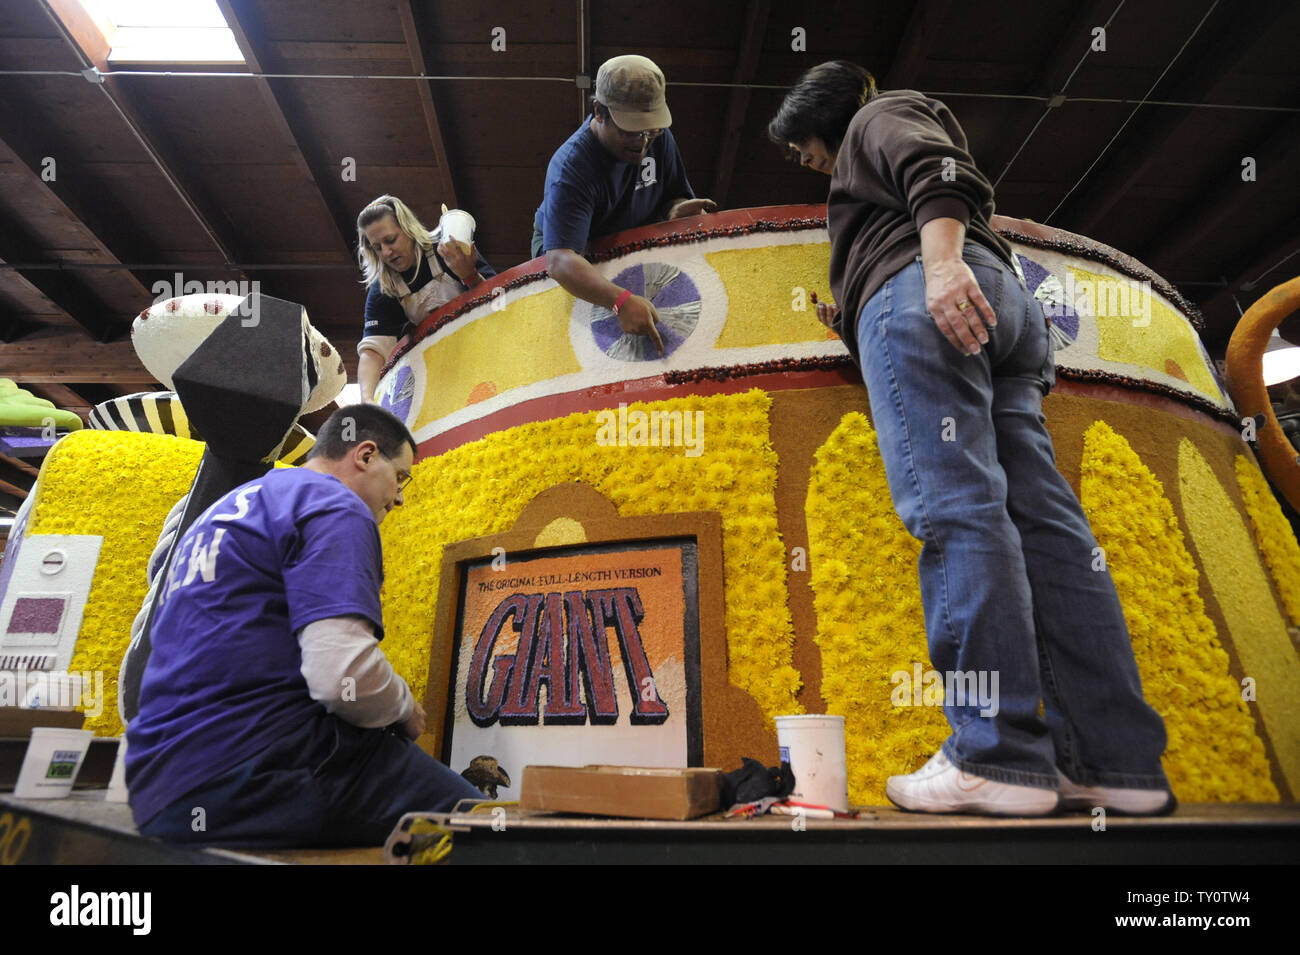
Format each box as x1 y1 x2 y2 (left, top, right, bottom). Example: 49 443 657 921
445 538 702 800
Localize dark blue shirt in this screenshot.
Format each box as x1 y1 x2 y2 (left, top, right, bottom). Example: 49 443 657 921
534 121 694 253
125 469 385 825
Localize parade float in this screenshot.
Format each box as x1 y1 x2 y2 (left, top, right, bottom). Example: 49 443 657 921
4 205 1297 809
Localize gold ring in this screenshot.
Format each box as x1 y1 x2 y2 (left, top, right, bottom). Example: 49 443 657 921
957 300 972 311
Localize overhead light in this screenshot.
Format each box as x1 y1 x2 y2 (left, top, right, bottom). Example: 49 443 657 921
75 0 245 65
1263 328 1300 387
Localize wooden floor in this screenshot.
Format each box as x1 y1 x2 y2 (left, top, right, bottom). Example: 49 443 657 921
4 790 1298 865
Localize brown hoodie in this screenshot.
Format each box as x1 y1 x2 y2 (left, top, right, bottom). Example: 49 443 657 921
827 89 1015 362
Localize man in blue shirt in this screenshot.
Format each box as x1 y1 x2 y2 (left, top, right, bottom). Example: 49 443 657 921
533 55 716 354
126 405 480 847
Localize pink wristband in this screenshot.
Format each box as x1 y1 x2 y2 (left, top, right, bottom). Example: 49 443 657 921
611 289 633 313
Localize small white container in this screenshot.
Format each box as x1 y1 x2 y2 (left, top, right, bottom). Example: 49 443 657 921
438 208 476 256
774 714 849 812
14 727 94 798
105 737 130 803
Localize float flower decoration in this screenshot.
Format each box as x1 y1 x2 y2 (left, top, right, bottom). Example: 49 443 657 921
1079 421 1278 801
379 389 803 722
1234 454 1300 626
805 412 946 804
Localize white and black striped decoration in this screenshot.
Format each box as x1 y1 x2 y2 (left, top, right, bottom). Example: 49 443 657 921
89 391 315 465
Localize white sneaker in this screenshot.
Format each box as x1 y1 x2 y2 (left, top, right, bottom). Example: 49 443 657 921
1058 772 1176 815
886 751 1060 816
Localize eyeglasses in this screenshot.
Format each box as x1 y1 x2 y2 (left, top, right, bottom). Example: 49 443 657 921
378 449 413 493
608 115 663 142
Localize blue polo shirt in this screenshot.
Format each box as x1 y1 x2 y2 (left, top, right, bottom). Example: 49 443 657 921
534 121 694 253
125 469 385 825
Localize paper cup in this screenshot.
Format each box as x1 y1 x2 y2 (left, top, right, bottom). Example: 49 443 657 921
438 208 476 256
13 727 94 798
105 737 129 803
775 714 848 812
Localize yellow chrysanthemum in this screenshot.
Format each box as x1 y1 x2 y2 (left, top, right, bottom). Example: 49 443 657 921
1080 421 1277 801
805 412 944 804
381 390 801 722
27 430 205 737
1234 454 1300 626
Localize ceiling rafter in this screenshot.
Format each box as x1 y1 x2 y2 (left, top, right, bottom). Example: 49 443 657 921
0 240 124 342
1143 120 1300 274
1055 0 1291 236
397 1 457 209
217 0 355 256
22 383 93 419
0 329 154 383
0 112 162 280
1199 222 1300 333
0 300 39 343
39 0 246 267
980 0 1112 186
0 131 155 330
0 475 29 500
711 0 771 210
884 0 952 91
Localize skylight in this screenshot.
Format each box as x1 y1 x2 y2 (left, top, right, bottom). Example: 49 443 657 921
78 0 245 65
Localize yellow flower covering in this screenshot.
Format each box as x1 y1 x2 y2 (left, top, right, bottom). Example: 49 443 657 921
1079 421 1277 801
381 390 803 721
805 412 945 804
1178 441 1300 791
1074 265 1221 401
28 430 204 737
707 244 833 347
414 286 581 428
1234 454 1300 626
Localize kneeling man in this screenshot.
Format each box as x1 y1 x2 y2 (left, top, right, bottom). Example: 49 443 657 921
126 405 480 847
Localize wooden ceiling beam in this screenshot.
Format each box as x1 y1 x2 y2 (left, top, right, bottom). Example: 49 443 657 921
0 118 160 280
0 330 154 383
1198 222 1300 333
0 476 29 500
217 0 355 256
1052 0 1290 234
0 242 126 342
711 0 771 210
883 0 952 91
21 383 92 419
1141 119 1300 273
981 0 1112 185
0 301 40 343
1 453 40 481
39 0 246 269
397 1 458 208
0 130 154 310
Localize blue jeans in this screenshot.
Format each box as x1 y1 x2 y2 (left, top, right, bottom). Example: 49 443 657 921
856 243 1169 791
138 712 483 848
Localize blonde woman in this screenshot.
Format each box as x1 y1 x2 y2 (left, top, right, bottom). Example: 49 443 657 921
356 196 495 401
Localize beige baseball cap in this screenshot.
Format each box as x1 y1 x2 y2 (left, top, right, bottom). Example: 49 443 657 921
595 54 672 131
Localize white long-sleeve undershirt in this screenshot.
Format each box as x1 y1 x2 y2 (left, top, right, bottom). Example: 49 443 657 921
297 615 414 728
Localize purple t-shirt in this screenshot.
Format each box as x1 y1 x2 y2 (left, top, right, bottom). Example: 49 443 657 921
125 469 384 825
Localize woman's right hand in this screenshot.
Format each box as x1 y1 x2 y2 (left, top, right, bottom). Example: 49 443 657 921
816 301 839 328
437 236 481 285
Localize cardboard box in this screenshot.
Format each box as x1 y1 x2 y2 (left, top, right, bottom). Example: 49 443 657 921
520 765 724 820
0 706 86 738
